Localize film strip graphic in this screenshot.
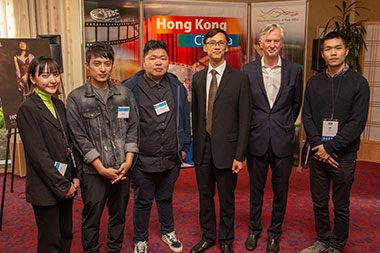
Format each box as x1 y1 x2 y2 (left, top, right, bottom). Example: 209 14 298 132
85 20 139 47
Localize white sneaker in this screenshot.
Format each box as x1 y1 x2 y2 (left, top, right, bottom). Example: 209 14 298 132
322 247 342 253
134 241 147 253
162 231 183 252
299 241 328 253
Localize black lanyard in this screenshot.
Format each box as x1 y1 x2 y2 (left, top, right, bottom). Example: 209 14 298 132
53 103 77 168
330 75 343 120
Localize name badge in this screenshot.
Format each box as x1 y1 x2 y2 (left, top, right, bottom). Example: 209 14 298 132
154 101 170 115
54 161 68 176
322 119 339 142
118 106 130 118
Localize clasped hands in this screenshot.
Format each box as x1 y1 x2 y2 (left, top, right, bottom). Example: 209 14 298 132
100 161 132 184
64 178 80 199
312 144 339 168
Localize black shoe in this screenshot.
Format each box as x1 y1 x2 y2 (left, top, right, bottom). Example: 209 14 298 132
221 244 233 253
190 239 215 253
267 239 279 253
245 234 258 251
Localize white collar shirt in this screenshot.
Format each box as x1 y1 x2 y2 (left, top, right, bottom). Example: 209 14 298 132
206 60 226 113
261 56 282 108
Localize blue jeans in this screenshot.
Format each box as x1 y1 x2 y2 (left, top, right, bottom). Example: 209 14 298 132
310 156 356 251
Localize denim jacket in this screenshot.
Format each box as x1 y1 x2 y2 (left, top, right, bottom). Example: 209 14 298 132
66 81 139 174
122 70 191 163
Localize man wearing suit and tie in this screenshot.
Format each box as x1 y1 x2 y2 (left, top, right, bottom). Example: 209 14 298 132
241 23 303 253
191 28 252 253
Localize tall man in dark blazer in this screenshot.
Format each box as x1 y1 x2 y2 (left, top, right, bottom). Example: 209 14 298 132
241 23 303 253
191 28 252 253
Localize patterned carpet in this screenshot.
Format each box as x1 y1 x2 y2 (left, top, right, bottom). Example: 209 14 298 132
0 161 379 252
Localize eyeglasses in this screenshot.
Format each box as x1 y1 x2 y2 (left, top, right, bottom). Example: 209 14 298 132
205 41 227 48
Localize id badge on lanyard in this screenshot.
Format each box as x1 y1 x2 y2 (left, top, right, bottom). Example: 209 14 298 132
322 119 339 142
54 161 68 176
322 75 342 142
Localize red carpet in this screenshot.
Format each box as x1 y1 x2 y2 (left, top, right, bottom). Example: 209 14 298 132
1 161 380 252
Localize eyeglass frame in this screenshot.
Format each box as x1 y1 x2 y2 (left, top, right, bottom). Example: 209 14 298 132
204 40 228 48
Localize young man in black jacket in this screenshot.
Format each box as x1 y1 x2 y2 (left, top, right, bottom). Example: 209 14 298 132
301 32 370 253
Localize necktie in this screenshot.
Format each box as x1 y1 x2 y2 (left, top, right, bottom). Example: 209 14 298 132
206 69 217 135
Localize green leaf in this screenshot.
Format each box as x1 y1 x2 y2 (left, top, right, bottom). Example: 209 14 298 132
322 0 368 72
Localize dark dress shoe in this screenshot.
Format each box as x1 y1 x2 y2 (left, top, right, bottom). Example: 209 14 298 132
190 239 215 253
221 244 233 253
267 238 279 253
245 234 258 251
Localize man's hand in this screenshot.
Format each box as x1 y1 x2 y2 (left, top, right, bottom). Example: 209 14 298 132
99 167 120 181
73 178 80 190
64 183 77 199
91 158 119 181
312 144 339 168
232 159 244 174
181 151 187 161
111 161 132 184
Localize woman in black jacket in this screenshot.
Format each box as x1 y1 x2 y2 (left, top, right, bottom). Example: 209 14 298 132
17 56 79 252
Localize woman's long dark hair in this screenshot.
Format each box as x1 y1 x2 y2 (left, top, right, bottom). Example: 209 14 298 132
17 41 30 57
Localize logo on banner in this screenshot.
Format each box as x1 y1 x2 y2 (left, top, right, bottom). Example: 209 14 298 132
150 16 242 48
178 34 240 48
150 16 241 34
259 8 299 19
90 8 121 22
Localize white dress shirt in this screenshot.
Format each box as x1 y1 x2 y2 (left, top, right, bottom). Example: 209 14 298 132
206 60 226 113
261 56 282 108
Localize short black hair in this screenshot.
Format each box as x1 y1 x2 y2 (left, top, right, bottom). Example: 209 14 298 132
203 28 230 45
143 40 169 58
86 42 114 64
321 31 348 49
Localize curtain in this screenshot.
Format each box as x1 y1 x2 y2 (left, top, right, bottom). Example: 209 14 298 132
0 0 15 37
1 0 84 96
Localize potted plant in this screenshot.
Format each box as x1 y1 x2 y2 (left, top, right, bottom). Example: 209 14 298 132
321 0 368 73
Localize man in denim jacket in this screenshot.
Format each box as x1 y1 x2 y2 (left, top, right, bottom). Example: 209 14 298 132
122 40 191 253
67 42 138 252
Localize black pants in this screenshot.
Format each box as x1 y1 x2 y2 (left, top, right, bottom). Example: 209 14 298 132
310 156 356 252
32 198 73 253
247 145 293 240
195 136 237 244
132 166 180 242
80 172 131 253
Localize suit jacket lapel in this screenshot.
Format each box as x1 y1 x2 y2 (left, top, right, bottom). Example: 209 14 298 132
255 60 270 108
31 94 62 132
199 68 207 119
272 58 288 108
214 64 232 102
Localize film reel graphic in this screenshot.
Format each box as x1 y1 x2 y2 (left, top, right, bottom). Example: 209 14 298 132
85 20 139 47
84 8 140 84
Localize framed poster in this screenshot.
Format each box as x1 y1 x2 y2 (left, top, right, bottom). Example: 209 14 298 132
0 39 51 129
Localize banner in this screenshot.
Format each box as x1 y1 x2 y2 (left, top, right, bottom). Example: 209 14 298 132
0 39 51 129
251 0 307 65
84 0 140 83
144 1 248 101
